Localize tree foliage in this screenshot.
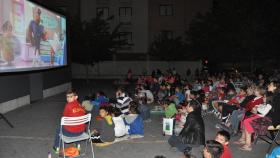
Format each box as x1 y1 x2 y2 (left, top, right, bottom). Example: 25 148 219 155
149 34 186 61
70 13 129 65
186 0 280 62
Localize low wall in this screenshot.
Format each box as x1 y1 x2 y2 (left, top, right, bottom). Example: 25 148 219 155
0 67 71 114
72 61 202 79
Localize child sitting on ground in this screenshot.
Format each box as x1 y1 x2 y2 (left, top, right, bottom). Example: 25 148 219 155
162 100 178 118
215 130 232 158
124 102 144 136
174 103 188 135
137 94 152 122
112 108 126 138
91 107 115 143
91 91 109 116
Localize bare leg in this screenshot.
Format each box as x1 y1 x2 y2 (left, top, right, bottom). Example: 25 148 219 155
245 130 252 147
239 130 252 151
234 129 246 144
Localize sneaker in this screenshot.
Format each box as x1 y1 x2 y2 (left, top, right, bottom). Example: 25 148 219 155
52 146 60 154
215 124 221 129
91 135 101 139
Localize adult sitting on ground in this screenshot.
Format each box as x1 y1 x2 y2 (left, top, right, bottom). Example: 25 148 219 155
168 100 205 154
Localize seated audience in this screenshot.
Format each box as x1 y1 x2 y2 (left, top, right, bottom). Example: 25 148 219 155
53 89 86 153
137 95 152 122
235 87 265 151
124 102 144 136
174 103 188 135
112 108 126 138
115 87 132 114
162 100 178 118
266 80 280 128
168 100 205 154
203 140 224 158
92 107 115 143
215 130 232 158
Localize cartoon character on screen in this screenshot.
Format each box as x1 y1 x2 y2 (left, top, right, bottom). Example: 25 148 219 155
0 21 21 66
49 32 65 65
27 8 47 65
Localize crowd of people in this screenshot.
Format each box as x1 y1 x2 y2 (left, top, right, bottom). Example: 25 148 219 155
52 67 280 158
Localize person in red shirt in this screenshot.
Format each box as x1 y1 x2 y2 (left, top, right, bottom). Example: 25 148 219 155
53 89 86 153
218 87 247 122
215 130 232 158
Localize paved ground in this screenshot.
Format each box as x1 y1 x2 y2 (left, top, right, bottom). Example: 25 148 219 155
0 80 273 158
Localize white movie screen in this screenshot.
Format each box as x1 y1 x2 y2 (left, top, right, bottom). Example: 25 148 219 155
0 0 67 73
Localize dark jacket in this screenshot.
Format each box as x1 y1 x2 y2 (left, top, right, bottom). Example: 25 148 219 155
267 92 280 126
179 111 205 146
94 117 115 142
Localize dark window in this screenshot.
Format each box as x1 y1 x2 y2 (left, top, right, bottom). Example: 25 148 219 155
159 5 173 16
161 30 173 39
119 32 133 45
119 7 132 16
119 7 132 24
96 7 109 19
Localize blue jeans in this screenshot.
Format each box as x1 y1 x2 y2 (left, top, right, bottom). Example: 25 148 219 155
230 110 245 133
138 104 151 120
53 127 84 148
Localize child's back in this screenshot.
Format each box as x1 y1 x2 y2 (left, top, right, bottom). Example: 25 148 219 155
112 116 126 137
165 103 178 118
124 114 144 135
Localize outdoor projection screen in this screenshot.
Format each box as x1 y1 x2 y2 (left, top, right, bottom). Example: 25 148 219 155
0 0 67 73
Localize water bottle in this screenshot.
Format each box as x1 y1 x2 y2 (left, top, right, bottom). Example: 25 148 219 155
77 144 81 151
48 152 52 158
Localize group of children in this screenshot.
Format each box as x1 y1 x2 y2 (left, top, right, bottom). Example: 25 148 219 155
53 88 145 155
84 88 145 144
91 103 144 143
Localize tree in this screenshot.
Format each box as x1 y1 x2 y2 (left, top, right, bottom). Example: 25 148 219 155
70 13 129 79
149 34 186 61
186 0 280 63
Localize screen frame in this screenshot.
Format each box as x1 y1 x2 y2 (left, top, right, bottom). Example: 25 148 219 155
0 0 70 74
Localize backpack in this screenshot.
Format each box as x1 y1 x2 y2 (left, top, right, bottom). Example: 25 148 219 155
63 147 79 157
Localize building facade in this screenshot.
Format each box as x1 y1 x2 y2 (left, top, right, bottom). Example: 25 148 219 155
149 0 212 42
79 0 212 55
80 0 149 55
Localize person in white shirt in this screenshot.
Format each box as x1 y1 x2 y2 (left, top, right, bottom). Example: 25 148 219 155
112 108 126 137
139 86 154 104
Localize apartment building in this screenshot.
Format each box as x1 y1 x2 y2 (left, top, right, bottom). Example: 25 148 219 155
30 0 211 56
80 0 149 55
149 0 212 42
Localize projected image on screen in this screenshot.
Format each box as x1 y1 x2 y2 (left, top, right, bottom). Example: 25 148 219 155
0 0 67 73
